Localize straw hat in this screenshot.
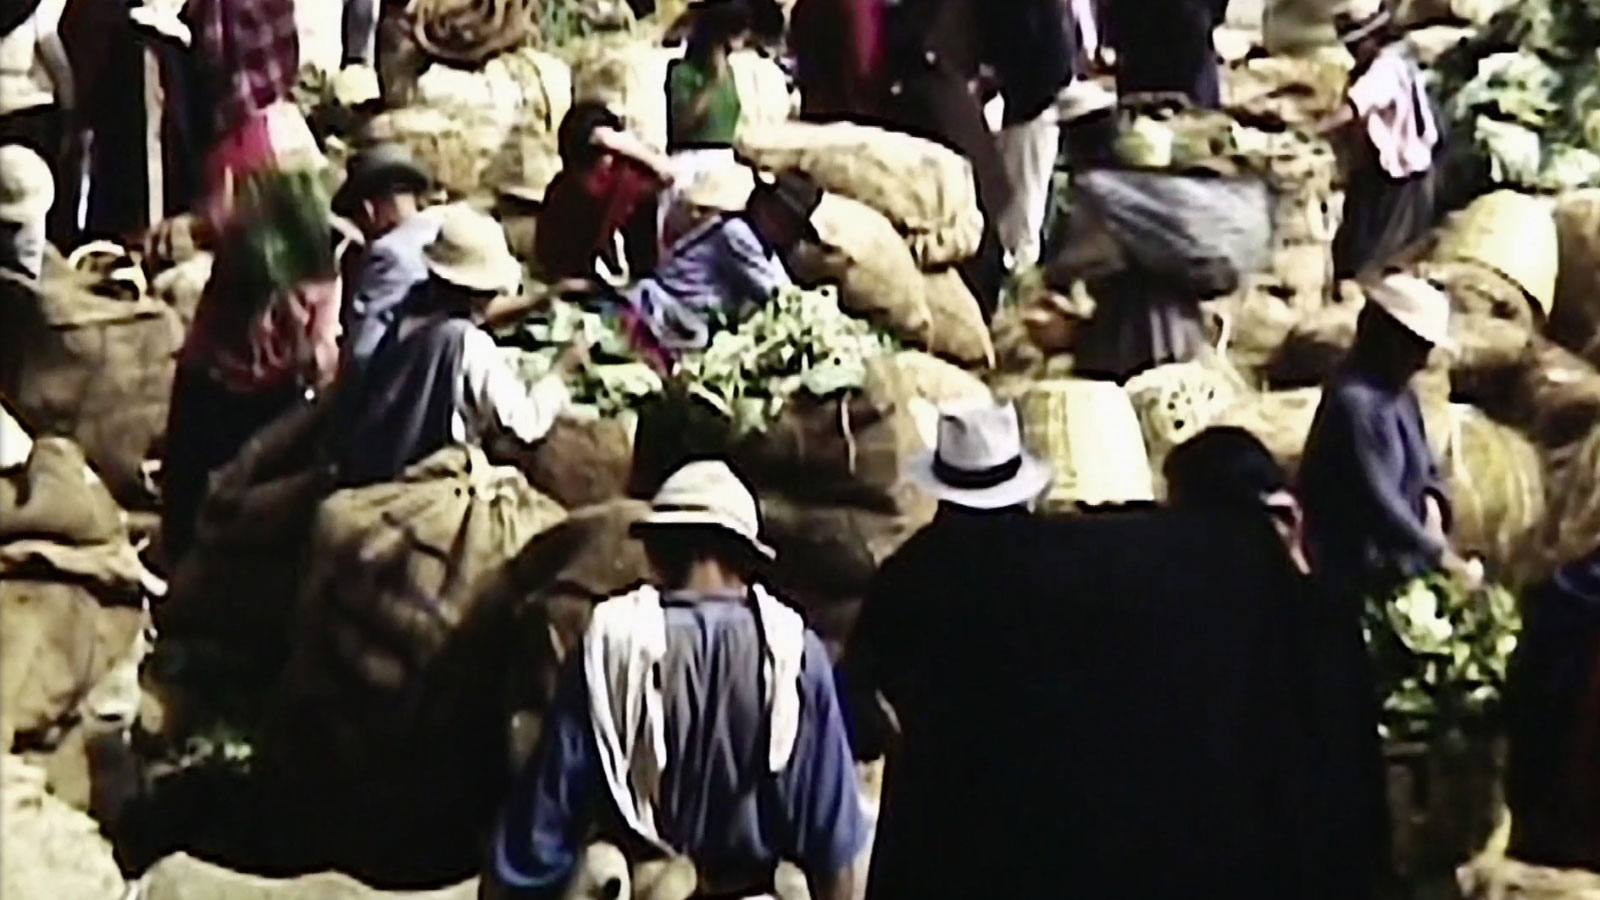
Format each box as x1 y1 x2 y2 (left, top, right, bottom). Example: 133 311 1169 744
1368 273 1453 351
1334 0 1392 47
910 402 1053 509
0 145 54 224
633 460 776 560
424 204 522 294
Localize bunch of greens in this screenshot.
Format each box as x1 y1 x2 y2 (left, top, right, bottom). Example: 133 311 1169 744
1435 0 1600 189
509 302 663 418
1365 576 1521 742
677 287 896 434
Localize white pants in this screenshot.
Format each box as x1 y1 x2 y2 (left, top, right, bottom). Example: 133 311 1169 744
995 105 1061 270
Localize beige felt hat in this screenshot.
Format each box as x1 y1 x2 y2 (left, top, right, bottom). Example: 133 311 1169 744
633 460 776 560
1369 273 1454 351
424 204 523 294
0 145 54 224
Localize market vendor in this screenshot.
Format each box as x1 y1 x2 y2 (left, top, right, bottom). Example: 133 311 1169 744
621 168 821 367
535 101 675 284
487 459 866 900
1321 3 1441 280
332 141 440 373
661 0 751 248
333 204 584 487
1298 274 1479 599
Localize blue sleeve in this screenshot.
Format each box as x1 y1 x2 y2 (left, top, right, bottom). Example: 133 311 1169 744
345 244 428 364
778 634 869 880
717 219 793 306
1338 386 1448 562
491 656 600 898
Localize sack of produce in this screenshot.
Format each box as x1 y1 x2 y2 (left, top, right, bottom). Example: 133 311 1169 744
1214 386 1326 470
1552 189 1600 365
1125 360 1249 490
570 40 677 150
1433 191 1556 322
159 400 332 665
490 415 635 509
1517 338 1600 448
415 47 573 138
789 192 933 350
1017 379 1155 511
366 106 495 199
0 756 125 900
267 445 565 882
0 258 182 509
1442 405 1547 585
735 121 985 267
892 348 992 448
921 268 995 368
410 0 536 66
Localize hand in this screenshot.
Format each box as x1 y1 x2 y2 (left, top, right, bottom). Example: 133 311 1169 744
555 340 592 375
1444 553 1485 591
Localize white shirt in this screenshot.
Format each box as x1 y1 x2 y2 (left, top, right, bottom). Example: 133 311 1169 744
0 0 70 116
1348 46 1438 180
454 325 571 446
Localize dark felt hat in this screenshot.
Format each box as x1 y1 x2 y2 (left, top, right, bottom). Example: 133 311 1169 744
332 142 432 215
751 169 823 240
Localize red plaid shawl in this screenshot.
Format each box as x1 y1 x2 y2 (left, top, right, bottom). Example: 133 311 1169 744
194 0 299 135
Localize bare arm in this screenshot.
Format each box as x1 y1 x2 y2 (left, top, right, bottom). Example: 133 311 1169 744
591 126 675 183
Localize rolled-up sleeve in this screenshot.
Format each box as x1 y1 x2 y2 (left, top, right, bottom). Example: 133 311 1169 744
778 635 869 881
492 658 598 897
459 327 571 446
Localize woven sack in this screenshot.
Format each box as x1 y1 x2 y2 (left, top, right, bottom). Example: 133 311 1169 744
736 121 985 267
0 756 125 900
1552 190 1600 366
1017 378 1155 511
1125 359 1249 491
789 192 934 350
1441 405 1547 586
408 0 536 66
1434 191 1556 321
921 268 995 368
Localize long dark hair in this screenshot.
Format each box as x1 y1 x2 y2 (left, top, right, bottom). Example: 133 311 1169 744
558 101 625 169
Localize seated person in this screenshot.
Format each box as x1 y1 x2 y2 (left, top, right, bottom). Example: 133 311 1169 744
621 169 821 367
333 204 583 486
535 102 675 284
486 460 865 900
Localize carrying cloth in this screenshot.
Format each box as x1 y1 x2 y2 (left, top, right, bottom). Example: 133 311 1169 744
584 584 805 851
1061 169 1272 297
0 263 181 509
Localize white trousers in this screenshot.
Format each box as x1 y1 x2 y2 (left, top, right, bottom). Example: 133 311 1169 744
995 105 1061 270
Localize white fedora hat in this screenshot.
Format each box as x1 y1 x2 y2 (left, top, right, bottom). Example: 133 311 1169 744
634 460 777 560
1369 272 1453 351
0 145 54 224
424 203 523 295
910 402 1053 509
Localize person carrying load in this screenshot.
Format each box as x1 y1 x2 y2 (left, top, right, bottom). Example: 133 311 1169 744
487 460 867 900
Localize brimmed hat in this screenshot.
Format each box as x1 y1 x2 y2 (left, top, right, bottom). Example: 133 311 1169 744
424 204 523 295
332 142 431 215
633 460 776 560
1368 272 1453 351
0 145 53 224
749 169 822 241
910 402 1053 509
1335 2 1392 46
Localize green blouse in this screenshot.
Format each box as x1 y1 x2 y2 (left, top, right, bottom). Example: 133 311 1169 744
667 59 742 150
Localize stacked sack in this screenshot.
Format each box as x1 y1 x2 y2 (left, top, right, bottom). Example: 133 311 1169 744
1 755 126 900
0 430 156 812
262 445 565 884
735 121 995 366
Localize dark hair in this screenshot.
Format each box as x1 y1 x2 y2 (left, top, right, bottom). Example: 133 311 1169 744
1164 427 1288 511
685 0 751 55
639 524 765 590
558 101 625 168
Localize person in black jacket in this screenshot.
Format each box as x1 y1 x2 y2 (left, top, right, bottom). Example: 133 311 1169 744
1103 0 1228 108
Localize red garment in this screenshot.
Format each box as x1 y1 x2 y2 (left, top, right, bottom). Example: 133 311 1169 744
182 275 342 395
193 0 300 136
791 0 886 121
536 155 663 281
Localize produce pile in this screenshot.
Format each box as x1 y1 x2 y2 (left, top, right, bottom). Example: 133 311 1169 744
510 287 895 433
1432 0 1600 190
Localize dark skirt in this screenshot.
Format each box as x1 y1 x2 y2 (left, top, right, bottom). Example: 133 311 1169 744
1333 155 1437 281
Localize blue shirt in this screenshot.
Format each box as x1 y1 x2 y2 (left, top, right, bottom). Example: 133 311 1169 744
1298 367 1450 593
342 213 442 372
624 215 793 351
492 595 867 897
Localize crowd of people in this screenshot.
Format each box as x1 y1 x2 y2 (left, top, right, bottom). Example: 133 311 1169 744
6 0 1600 897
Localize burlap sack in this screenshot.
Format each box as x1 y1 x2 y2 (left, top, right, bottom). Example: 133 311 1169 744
265 446 565 882
1018 379 1156 511
415 47 573 138
1551 189 1600 366
1457 854 1600 900
150 252 214 327
789 193 933 349
1214 386 1326 471
0 264 183 509
735 121 985 267
1125 360 1249 491
0 756 125 900
135 852 477 900
366 106 493 199
1262 0 1338 54
1433 191 1557 322
922 268 995 368
1442 405 1547 586
409 0 536 66
158 401 332 663
492 415 635 508
1517 339 1600 449
0 438 123 548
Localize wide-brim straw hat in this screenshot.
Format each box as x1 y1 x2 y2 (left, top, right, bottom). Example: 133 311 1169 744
0 145 54 223
632 460 777 560
1369 272 1454 351
1335 2 1392 47
424 203 523 295
909 401 1053 509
